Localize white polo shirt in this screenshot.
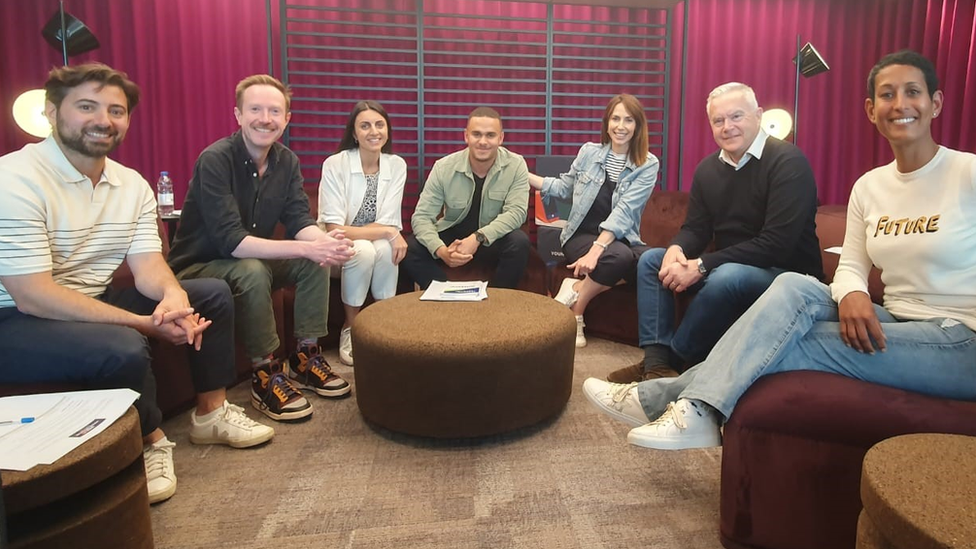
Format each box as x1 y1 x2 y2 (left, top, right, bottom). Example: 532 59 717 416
0 137 161 308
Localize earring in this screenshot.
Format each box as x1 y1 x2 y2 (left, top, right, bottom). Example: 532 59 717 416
933 112 939 118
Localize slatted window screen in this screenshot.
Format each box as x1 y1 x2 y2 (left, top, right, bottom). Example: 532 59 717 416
279 0 670 228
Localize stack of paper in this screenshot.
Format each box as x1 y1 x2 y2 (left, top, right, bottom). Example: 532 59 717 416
0 388 139 471
420 280 489 301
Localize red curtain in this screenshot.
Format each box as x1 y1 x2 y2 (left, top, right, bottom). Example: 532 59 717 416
5 0 975 208
669 0 976 205
0 0 270 205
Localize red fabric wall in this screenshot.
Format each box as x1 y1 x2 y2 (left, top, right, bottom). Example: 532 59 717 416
671 0 976 205
2 0 975 207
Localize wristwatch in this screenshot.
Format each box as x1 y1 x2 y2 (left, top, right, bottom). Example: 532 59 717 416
475 231 488 245
697 258 708 275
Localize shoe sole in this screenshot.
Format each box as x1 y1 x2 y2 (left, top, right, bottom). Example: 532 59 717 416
338 352 354 366
626 429 722 450
148 479 177 505
582 385 647 428
288 375 352 398
250 394 314 421
189 429 275 449
576 338 587 348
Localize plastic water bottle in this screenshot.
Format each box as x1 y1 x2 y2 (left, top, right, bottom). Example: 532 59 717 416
157 171 174 216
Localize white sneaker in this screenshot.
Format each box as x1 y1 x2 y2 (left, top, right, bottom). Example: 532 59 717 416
627 398 722 450
581 378 649 427
554 277 580 307
339 326 354 366
143 436 177 504
575 315 587 348
189 400 275 448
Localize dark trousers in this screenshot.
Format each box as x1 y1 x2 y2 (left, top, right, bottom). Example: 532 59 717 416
0 278 236 437
562 231 648 287
400 227 531 290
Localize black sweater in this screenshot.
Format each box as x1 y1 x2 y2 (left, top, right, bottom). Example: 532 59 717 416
672 137 824 279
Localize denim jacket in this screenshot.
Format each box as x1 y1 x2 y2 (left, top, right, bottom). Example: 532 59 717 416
540 142 659 246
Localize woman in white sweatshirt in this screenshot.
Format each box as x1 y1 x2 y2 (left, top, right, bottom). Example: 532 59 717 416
319 101 407 365
583 50 976 450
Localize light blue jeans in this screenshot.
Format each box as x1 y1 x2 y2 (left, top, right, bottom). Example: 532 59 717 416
637 248 782 364
637 272 976 420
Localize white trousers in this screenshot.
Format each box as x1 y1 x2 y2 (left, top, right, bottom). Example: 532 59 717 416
340 238 398 307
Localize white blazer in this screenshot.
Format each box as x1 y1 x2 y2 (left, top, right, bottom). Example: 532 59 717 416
318 148 407 230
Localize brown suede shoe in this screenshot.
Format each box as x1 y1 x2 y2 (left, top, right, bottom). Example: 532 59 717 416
607 362 679 383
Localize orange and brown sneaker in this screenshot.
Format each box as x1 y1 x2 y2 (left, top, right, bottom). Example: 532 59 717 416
251 358 313 421
288 344 351 398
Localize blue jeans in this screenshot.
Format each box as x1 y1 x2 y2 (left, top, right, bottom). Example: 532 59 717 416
0 279 236 436
637 248 782 364
637 272 976 420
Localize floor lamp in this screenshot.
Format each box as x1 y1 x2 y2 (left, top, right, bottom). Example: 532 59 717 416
792 36 830 147
12 0 100 138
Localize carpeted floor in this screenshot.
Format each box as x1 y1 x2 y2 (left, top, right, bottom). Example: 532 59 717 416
150 337 724 549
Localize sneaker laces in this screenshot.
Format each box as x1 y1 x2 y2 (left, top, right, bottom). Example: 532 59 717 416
307 353 336 377
609 382 638 409
221 403 262 429
269 372 304 401
650 401 686 430
144 439 176 478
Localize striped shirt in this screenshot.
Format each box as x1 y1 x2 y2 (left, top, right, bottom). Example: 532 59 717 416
0 137 161 308
605 152 627 183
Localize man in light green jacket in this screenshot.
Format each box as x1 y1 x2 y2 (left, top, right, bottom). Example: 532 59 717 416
401 107 530 289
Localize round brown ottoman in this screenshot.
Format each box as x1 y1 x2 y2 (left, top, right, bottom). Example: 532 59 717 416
857 433 976 549
352 288 577 437
2 406 152 549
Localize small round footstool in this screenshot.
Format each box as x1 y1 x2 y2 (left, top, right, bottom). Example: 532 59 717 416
3 406 153 549
352 288 577 437
857 433 976 549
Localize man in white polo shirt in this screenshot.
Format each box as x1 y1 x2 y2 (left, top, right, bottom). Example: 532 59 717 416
0 63 273 504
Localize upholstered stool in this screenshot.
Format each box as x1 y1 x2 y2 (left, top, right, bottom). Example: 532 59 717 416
2 407 153 549
857 433 976 549
353 288 576 437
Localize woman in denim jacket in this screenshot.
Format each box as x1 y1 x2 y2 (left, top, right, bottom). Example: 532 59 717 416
528 94 659 347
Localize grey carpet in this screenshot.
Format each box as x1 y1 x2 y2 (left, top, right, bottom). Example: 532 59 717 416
150 337 724 549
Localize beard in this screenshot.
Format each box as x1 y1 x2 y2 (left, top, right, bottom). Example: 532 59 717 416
55 115 123 158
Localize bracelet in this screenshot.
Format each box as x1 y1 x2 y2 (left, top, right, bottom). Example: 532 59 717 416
592 241 608 250
387 232 400 242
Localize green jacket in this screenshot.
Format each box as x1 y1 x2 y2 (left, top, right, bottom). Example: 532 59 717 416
411 146 529 257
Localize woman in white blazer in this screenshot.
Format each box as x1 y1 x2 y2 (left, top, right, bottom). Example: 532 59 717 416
318 101 408 365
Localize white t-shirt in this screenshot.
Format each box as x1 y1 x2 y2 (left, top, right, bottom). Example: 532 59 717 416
831 146 976 330
0 137 161 308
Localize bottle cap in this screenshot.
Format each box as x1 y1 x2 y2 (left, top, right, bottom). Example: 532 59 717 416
161 171 169 176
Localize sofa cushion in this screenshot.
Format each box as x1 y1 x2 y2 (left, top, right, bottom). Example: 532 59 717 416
720 370 976 549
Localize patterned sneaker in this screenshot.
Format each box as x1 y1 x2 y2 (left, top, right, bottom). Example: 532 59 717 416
288 344 351 398
190 400 275 448
338 327 354 366
627 398 722 450
144 436 177 504
251 359 314 421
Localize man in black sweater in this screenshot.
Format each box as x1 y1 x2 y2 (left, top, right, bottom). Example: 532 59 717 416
608 82 823 383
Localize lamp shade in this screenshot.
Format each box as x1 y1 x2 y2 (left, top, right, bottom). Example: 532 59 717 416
795 42 829 78
42 11 99 57
760 108 793 140
13 89 52 139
